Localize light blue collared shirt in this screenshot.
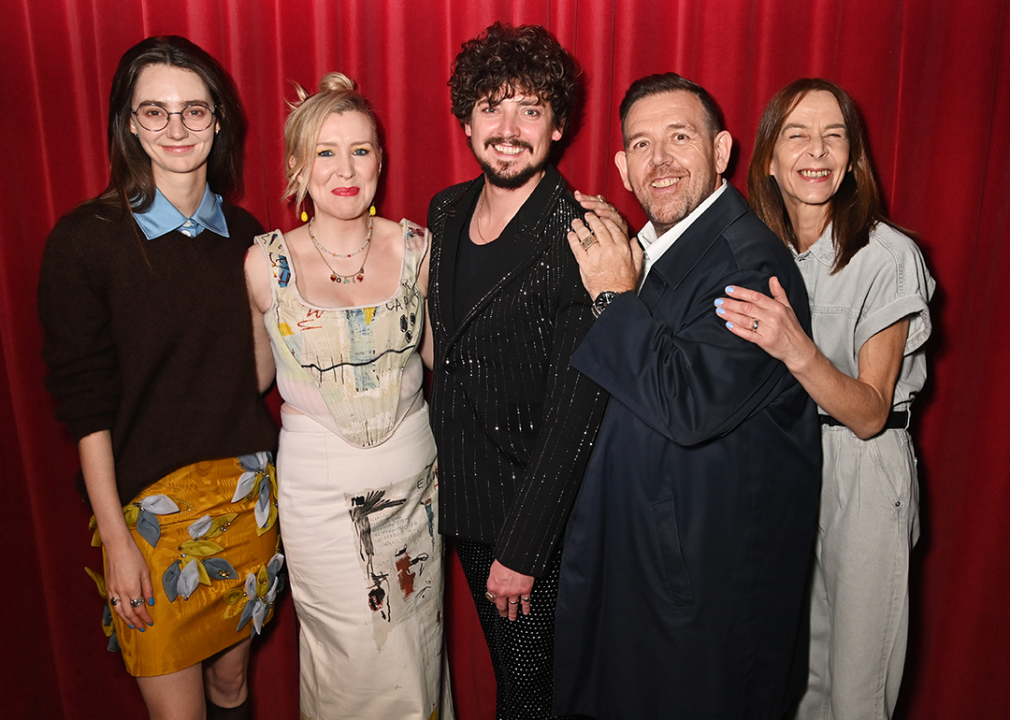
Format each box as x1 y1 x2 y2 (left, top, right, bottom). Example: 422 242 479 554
133 185 230 240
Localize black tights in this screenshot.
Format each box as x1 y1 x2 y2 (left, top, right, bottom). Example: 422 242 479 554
206 697 249 720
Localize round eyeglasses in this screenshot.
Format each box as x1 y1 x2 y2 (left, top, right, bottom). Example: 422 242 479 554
132 103 216 132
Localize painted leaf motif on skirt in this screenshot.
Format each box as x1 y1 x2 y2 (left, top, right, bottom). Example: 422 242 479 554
205 513 238 539
162 559 181 603
138 494 180 515
203 557 238 581
122 504 140 529
88 516 102 547
266 553 285 587
136 510 161 548
238 451 271 473
236 592 255 632
188 515 213 539
85 566 107 599
179 540 224 558
178 556 202 600
252 596 269 635
254 474 271 530
102 604 114 638
232 471 257 503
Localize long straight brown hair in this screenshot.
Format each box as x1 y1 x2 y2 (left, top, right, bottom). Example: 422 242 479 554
748 78 890 273
94 35 247 216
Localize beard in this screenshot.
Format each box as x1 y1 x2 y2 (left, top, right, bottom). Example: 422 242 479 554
474 136 548 190
633 163 717 236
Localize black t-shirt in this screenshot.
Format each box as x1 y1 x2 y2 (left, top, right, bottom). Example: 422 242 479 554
454 194 514 323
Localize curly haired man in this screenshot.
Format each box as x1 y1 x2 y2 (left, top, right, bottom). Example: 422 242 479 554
425 23 610 719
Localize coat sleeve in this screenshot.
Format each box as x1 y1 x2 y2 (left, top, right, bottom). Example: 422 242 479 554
494 243 608 577
572 259 795 448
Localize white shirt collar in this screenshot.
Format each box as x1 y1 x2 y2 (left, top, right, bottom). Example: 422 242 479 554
638 179 728 288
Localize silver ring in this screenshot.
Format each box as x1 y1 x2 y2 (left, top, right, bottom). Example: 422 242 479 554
485 591 497 602
521 596 532 603
508 599 520 605
110 597 120 607
752 318 759 332
130 598 144 608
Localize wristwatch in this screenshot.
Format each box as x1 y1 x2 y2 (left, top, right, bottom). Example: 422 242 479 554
592 291 621 319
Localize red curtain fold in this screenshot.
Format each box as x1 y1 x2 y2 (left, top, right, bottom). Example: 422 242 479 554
2 1 1008 718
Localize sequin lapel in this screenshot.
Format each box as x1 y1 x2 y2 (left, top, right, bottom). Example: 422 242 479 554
441 166 564 348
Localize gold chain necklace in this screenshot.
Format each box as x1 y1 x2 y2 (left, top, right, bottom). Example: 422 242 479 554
308 215 373 284
308 216 372 257
475 190 490 243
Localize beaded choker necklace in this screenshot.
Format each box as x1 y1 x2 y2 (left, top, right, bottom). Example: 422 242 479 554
308 215 373 283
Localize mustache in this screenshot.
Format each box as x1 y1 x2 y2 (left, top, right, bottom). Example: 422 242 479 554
643 162 680 181
484 137 534 153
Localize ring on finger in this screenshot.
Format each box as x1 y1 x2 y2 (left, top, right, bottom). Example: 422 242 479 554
752 318 760 332
485 591 497 602
130 598 144 608
521 596 532 603
110 597 121 607
581 232 597 250
508 599 520 605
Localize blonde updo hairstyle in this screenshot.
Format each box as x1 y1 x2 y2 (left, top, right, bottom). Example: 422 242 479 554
283 72 380 216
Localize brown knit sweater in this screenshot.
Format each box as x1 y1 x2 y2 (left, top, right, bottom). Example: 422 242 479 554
38 201 277 506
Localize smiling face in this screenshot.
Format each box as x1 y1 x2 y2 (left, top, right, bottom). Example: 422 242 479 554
129 64 218 188
465 92 563 190
304 110 381 221
616 90 731 236
769 90 850 226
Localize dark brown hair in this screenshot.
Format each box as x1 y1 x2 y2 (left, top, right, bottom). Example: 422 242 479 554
748 78 889 272
449 22 578 131
619 72 725 141
96 35 246 214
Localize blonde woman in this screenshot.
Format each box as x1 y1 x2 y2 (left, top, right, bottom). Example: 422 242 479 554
245 73 450 720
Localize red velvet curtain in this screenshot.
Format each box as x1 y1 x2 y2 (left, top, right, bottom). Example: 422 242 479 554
2 1 1008 718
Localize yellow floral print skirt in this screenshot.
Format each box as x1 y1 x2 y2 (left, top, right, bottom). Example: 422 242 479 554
93 454 283 677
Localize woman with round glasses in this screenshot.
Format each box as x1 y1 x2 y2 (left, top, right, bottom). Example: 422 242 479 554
133 103 216 133
39 36 279 720
715 79 934 719
245 72 450 719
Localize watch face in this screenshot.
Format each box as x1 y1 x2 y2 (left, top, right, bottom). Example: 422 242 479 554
593 291 618 318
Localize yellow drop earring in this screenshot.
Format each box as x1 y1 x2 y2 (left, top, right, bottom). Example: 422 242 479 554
369 205 376 216
300 209 309 222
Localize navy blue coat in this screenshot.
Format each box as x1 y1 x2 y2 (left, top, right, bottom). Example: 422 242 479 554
553 185 821 720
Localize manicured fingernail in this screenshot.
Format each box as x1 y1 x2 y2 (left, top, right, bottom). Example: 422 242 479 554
149 598 155 606
128 625 135 629
716 308 725 315
726 322 734 329
726 286 735 293
146 622 153 626
714 298 724 306
138 627 145 632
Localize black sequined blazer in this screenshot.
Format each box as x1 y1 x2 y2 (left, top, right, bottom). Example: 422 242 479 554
426 165 607 577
